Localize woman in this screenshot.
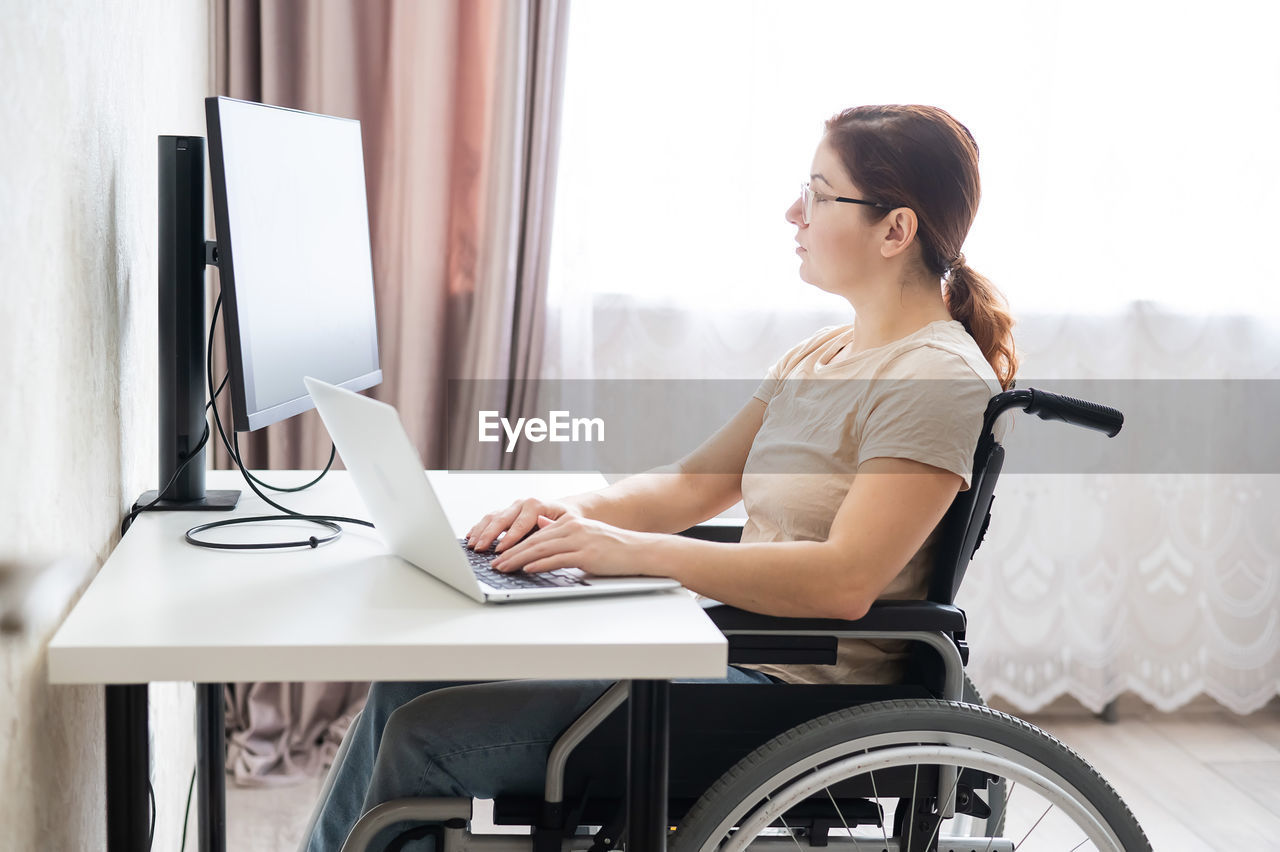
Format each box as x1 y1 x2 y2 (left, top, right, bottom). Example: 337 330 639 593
304 103 1017 851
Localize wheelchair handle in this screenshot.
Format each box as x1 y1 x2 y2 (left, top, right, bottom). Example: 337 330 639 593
985 388 1124 438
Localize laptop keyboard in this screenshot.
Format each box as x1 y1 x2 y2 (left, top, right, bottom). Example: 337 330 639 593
459 539 588 590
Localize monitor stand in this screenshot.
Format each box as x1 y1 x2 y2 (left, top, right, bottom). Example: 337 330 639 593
133 489 241 512
134 135 241 515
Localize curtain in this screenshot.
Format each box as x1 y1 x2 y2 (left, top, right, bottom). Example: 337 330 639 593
212 0 450 471
958 308 1280 715
212 0 571 784
575 298 1280 714
443 0 571 470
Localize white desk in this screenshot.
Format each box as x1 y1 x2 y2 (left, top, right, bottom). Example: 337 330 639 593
50 470 728 852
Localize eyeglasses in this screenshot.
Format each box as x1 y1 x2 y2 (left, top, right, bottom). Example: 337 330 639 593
800 181 890 225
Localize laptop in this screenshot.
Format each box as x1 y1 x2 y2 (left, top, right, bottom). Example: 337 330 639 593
303 377 683 603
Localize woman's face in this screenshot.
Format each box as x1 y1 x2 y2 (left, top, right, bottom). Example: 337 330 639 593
785 138 883 298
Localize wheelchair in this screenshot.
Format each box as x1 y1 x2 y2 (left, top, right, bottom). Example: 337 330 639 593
336 387 1151 852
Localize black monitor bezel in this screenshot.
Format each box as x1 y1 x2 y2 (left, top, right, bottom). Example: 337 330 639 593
204 96 381 432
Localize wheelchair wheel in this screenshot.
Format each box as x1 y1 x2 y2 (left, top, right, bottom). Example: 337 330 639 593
957 672 1006 841
671 699 1149 852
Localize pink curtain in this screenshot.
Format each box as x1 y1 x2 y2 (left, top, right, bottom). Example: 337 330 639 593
213 0 453 470
212 0 571 783
224 682 369 787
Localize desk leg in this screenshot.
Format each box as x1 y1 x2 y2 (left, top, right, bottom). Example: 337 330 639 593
197 684 227 852
106 685 150 852
627 680 670 851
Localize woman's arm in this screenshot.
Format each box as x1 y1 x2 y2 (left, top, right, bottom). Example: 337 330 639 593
469 398 766 551
492 455 963 620
566 398 766 533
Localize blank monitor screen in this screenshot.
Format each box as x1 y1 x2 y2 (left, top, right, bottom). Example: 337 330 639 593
205 96 381 432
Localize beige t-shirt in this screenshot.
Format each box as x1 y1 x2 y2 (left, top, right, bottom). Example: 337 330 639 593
737 319 1004 686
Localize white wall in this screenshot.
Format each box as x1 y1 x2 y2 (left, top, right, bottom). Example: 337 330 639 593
0 2 211 848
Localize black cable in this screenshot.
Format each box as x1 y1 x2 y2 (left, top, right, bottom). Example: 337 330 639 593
185 514 343 549
183 290 373 550
230 428 363 525
204 305 369 528
122 426 207 535
126 289 375 837
120 403 215 536
238 442 336 492
203 294 338 495
147 778 156 850
179 763 196 852
119 314 231 537
204 293 370 528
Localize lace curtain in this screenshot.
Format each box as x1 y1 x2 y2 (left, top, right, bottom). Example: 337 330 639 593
960 307 1280 714
564 298 1280 714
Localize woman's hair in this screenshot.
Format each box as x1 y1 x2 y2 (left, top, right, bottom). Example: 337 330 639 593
823 105 1018 390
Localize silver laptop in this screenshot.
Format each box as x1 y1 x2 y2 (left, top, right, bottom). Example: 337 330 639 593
304 377 682 603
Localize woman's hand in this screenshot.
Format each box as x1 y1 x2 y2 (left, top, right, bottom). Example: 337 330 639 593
466 498 582 553
490 515 664 578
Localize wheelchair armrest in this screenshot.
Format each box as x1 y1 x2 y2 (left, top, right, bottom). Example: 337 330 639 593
677 521 745 543
679 526 964 632
708 600 968 668
707 599 966 635
677 525 968 667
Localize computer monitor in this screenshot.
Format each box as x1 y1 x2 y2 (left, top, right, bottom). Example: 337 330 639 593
204 96 381 433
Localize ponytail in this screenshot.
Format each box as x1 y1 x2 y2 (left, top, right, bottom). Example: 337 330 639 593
945 259 1018 391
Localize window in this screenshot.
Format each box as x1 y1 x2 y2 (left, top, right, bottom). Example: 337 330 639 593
550 0 1280 315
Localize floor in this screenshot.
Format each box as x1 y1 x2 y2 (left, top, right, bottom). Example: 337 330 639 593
1023 697 1280 851
216 694 1280 852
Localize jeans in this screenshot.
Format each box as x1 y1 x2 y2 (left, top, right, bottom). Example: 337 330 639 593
302 666 777 852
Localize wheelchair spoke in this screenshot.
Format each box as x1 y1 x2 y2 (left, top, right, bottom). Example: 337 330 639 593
676 701 1148 852
864 765 891 850
768 795 804 849
823 782 852 836
905 760 920 851
749 792 806 849
1015 802 1053 848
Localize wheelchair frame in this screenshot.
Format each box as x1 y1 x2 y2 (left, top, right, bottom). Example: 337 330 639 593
338 388 1134 852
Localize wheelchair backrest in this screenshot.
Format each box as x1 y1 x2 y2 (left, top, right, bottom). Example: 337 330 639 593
926 393 1011 605
927 435 1004 604
925 384 1127 605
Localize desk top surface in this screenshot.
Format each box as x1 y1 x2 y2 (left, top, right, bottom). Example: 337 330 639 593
48 471 728 684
